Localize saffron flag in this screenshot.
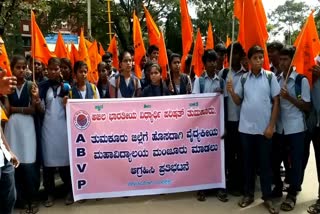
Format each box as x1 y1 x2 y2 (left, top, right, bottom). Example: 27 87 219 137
31 11 55 65
292 11 320 87
224 35 231 68
99 42 105 56
85 39 93 48
107 35 119 70
0 41 12 76
205 21 214 50
180 0 193 73
191 29 204 77
133 11 146 79
78 28 97 83
88 40 102 80
143 5 160 46
54 32 69 59
235 0 270 70
69 42 79 68
158 31 169 80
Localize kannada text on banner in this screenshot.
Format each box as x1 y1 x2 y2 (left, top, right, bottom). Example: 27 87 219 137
66 93 225 201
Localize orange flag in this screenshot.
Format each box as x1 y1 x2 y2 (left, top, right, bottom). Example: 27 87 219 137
180 0 193 73
191 29 204 77
99 42 105 56
78 28 96 83
88 40 102 80
225 35 231 48
292 11 320 87
31 11 55 65
143 5 160 46
54 32 69 59
69 42 79 68
0 42 12 76
85 39 93 48
224 35 231 68
234 0 244 20
235 0 269 70
107 35 119 70
205 21 214 50
158 31 169 80
133 11 146 79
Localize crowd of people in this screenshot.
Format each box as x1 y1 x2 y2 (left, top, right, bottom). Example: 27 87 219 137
0 26 320 214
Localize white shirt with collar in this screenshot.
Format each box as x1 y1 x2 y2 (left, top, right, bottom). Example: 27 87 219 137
192 71 227 97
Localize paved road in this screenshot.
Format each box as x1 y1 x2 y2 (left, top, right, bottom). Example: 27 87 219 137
15 149 319 214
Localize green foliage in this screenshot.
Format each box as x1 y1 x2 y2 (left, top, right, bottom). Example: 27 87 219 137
268 0 309 44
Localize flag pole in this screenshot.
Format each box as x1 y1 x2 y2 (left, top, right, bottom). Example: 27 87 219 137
31 10 35 83
227 16 236 80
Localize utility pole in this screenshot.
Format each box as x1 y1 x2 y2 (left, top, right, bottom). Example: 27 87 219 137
106 0 113 43
87 0 92 38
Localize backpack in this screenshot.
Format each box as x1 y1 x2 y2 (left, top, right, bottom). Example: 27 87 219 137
240 70 273 100
294 74 317 133
199 76 224 94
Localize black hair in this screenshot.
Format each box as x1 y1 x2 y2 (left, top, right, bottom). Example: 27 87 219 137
248 45 264 59
169 53 181 65
61 58 73 83
48 57 61 67
127 46 135 56
118 51 132 65
227 42 246 58
73 61 88 74
279 46 296 59
202 49 218 64
98 61 107 71
147 45 159 56
150 63 162 74
214 43 227 53
166 49 173 60
185 54 192 67
102 52 113 62
10 55 26 71
267 41 284 52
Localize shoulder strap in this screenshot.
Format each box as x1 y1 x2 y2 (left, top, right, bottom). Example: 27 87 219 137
220 79 225 92
133 77 138 97
26 80 33 97
265 70 272 87
90 83 97 99
199 77 205 93
115 75 120 98
241 73 248 98
221 68 229 81
295 74 305 100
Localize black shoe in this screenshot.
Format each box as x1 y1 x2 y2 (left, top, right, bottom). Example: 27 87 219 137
271 187 283 198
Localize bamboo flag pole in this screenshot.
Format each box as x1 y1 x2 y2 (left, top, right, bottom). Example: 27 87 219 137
227 16 236 81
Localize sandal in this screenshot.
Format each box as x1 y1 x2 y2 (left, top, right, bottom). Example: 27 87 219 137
197 191 206 202
43 195 54 207
308 200 320 214
238 196 254 208
216 189 229 202
22 206 39 214
65 192 74 205
264 200 279 214
280 195 296 211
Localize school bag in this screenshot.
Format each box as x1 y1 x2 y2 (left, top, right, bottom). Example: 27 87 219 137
294 74 317 133
114 74 139 98
199 76 225 94
69 82 98 99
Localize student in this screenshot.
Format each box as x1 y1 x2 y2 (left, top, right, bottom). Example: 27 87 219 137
304 60 320 214
192 49 228 202
70 61 100 99
167 53 192 95
147 45 159 62
28 58 47 84
227 45 280 214
97 62 110 98
0 25 20 214
142 63 170 97
219 42 246 196
33 57 73 207
4 55 39 213
102 52 118 79
109 51 141 98
140 61 154 90
267 41 284 78
214 43 227 71
272 46 310 211
60 58 73 86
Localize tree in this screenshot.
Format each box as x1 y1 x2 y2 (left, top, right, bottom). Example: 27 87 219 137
191 0 234 45
268 0 309 44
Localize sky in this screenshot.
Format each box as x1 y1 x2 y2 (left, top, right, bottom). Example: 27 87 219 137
262 0 319 13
